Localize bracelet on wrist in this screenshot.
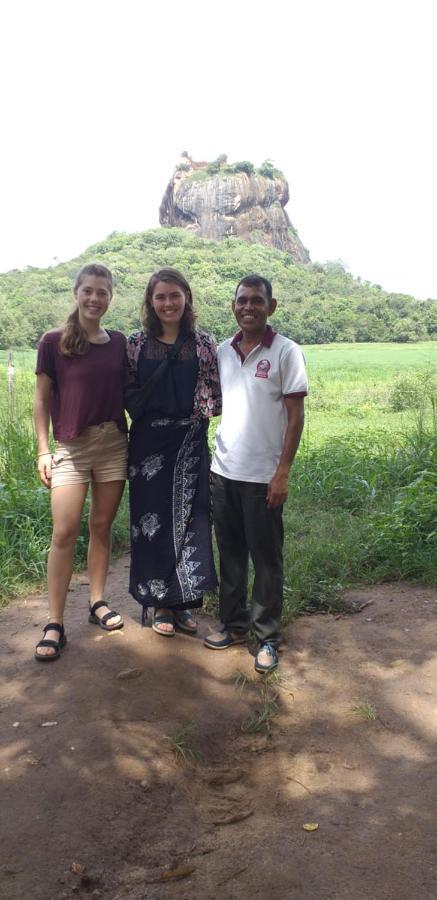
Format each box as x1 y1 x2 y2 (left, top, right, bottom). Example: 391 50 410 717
37 451 51 457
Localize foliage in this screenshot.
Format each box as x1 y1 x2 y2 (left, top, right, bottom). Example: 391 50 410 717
0 368 128 603
351 703 378 721
257 159 284 179
166 721 204 765
366 459 437 582
233 160 255 175
280 424 437 615
0 345 436 608
186 157 282 181
241 682 279 733
388 367 437 413
206 160 221 176
0 228 435 348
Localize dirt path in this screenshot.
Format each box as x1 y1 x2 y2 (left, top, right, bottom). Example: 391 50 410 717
1 558 436 900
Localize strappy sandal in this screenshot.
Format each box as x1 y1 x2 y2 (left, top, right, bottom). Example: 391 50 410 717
173 610 198 634
89 600 124 632
152 613 175 637
34 622 67 662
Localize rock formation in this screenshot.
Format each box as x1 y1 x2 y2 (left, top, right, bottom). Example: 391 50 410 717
159 155 310 264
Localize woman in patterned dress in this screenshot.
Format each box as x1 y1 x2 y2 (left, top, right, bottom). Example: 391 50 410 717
125 268 221 636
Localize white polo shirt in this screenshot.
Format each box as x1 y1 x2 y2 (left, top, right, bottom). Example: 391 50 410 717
211 326 308 484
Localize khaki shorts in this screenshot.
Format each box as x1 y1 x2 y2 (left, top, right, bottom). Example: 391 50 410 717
51 422 128 488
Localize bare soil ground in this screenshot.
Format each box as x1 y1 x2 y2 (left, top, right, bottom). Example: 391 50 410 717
1 556 436 900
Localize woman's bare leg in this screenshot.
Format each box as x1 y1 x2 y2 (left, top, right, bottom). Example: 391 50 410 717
87 480 125 626
35 482 89 657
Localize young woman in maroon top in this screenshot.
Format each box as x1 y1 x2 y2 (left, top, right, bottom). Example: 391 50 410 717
34 264 128 661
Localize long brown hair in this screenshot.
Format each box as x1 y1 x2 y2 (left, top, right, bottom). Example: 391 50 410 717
59 263 113 356
140 268 196 337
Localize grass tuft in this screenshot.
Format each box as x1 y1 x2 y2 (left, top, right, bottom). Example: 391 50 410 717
166 721 204 765
241 682 279 734
351 702 378 721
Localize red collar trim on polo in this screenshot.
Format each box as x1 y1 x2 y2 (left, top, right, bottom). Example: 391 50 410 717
231 325 277 359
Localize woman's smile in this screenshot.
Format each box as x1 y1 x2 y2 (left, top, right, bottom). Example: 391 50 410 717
151 280 186 325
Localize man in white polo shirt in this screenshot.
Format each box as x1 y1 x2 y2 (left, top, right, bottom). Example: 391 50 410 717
205 275 308 673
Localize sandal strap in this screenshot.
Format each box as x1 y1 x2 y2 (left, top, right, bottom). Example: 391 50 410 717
175 611 193 623
89 600 108 616
153 615 174 625
37 639 60 649
100 610 119 625
43 622 63 635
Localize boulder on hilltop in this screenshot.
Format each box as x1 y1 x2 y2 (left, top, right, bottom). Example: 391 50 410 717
159 154 310 264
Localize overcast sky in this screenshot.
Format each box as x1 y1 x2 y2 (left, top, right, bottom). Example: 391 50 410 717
1 0 436 299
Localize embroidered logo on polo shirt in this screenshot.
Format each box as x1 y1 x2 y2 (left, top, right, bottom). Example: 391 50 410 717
255 359 271 379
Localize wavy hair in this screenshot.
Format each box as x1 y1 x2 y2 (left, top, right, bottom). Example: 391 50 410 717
59 263 113 357
140 267 196 337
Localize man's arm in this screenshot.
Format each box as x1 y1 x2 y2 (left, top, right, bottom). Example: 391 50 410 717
266 396 305 509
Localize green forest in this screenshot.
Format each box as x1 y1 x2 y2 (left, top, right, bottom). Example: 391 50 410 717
0 227 436 348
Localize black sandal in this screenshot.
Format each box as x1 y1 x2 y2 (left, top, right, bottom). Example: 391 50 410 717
34 622 67 662
173 610 198 634
89 600 124 632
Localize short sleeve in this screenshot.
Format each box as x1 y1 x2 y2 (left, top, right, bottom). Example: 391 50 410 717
35 336 57 381
280 344 308 397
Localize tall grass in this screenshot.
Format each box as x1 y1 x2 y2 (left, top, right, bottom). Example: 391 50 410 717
0 369 128 604
282 425 436 616
1 345 436 610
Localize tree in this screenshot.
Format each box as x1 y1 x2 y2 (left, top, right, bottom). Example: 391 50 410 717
233 160 255 176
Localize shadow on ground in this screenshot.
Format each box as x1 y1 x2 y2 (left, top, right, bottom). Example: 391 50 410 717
0 558 436 900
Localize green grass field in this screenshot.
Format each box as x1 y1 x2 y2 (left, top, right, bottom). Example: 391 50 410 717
0 342 436 611
3 340 435 372
3 340 435 437
304 341 436 440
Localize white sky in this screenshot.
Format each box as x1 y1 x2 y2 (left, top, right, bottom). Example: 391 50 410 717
1 0 436 299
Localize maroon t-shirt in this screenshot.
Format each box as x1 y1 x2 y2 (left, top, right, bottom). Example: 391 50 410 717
36 329 127 441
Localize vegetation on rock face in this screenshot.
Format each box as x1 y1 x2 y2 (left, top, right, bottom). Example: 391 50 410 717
177 156 283 181
0 228 435 348
257 159 284 179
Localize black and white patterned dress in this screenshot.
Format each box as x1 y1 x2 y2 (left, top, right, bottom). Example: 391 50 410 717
127 334 218 619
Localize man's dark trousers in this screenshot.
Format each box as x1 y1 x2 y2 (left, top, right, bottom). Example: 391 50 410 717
211 473 284 647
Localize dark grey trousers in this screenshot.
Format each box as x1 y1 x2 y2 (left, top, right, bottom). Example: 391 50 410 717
211 473 284 647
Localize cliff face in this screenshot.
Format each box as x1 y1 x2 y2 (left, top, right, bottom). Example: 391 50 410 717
159 157 310 264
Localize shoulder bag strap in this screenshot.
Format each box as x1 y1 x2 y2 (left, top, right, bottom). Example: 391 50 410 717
124 332 190 422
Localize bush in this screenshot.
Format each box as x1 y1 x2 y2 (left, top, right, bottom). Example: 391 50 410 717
233 160 255 175
257 159 284 179
280 426 437 617
367 469 437 581
388 368 437 413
